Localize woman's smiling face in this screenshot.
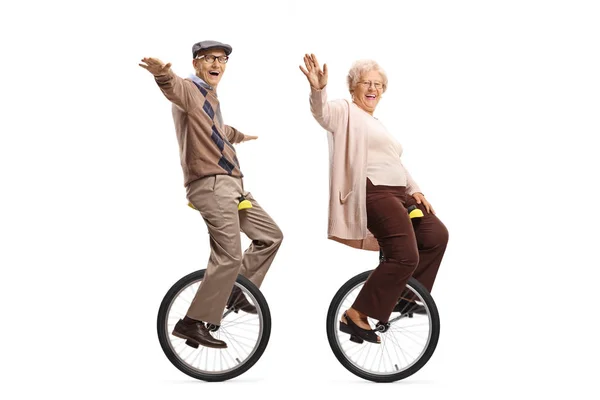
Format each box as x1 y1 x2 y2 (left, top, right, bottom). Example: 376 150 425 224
352 70 385 115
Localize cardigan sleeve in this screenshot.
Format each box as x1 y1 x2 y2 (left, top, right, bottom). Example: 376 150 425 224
309 86 347 133
402 163 423 196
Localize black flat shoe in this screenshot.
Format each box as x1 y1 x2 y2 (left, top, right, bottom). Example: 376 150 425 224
339 312 380 344
393 298 427 316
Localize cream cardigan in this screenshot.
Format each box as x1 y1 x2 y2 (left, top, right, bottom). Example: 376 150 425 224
310 87 422 251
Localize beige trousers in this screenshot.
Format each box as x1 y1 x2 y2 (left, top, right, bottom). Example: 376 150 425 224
185 175 283 325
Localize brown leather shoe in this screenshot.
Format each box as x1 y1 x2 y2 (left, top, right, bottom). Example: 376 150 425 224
172 319 227 349
226 285 257 314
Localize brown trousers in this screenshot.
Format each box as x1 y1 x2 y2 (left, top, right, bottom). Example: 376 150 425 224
352 179 449 322
185 175 283 325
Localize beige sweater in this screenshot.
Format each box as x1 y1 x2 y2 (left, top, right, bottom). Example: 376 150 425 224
154 71 245 187
309 87 421 251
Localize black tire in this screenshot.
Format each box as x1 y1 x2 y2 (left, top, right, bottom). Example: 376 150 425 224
157 270 271 382
326 270 440 382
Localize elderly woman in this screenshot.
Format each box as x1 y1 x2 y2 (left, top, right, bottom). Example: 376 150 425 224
300 54 449 344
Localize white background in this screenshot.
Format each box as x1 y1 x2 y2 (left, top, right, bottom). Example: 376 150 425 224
1 0 599 398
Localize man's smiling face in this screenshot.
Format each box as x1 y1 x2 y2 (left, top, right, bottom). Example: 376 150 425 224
193 48 228 88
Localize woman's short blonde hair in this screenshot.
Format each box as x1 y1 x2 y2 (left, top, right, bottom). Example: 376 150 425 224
347 59 388 94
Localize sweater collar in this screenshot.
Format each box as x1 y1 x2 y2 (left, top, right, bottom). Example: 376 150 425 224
189 74 214 92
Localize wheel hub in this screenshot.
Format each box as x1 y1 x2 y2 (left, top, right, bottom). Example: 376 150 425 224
375 321 390 333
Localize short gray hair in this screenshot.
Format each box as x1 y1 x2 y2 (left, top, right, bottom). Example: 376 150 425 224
347 59 388 93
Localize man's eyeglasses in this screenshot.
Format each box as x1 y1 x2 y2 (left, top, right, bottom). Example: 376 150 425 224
358 81 384 90
195 55 229 64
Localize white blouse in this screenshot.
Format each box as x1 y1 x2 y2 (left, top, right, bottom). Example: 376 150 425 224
363 113 408 187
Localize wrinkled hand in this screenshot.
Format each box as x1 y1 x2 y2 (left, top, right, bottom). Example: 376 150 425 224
139 57 172 76
413 192 435 214
299 53 328 90
242 135 258 142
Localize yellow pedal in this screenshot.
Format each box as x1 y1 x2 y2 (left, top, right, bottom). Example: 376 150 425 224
187 197 252 211
238 196 252 210
407 205 424 219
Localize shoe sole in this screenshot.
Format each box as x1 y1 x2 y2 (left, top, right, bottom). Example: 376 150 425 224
172 331 227 349
339 321 380 344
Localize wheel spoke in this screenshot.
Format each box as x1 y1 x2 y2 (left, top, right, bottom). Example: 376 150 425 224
330 277 438 380
159 277 269 379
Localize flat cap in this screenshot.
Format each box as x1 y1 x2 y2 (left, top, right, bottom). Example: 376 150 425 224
192 40 233 58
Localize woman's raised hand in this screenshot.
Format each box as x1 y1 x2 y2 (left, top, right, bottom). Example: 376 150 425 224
300 53 328 90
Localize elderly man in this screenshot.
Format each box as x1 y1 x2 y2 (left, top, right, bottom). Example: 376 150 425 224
140 40 283 349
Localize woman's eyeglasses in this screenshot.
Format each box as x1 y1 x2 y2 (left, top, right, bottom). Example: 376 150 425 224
358 81 384 89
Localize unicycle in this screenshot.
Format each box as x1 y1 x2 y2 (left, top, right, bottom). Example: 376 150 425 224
326 256 440 382
157 269 271 381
